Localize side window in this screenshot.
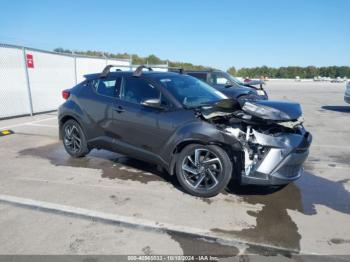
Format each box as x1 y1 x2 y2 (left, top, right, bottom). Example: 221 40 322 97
209 73 230 85
187 73 207 82
92 78 122 98
121 77 160 104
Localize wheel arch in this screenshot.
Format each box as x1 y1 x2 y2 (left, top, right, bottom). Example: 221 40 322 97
59 114 85 140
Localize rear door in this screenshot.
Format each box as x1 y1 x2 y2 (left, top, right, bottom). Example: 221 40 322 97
79 76 122 142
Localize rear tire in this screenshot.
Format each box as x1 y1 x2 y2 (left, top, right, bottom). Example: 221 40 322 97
176 144 232 198
62 119 89 158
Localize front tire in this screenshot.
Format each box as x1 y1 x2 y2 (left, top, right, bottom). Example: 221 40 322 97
176 144 232 198
62 119 89 158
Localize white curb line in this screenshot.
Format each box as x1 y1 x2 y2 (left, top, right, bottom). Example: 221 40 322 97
0 117 57 130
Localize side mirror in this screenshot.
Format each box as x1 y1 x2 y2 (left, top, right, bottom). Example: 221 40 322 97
225 81 234 88
141 98 165 110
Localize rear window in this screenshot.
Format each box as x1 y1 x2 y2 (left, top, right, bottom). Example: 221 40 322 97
92 78 122 98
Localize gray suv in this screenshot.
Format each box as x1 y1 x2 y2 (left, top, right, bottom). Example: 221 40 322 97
58 66 311 197
184 70 268 101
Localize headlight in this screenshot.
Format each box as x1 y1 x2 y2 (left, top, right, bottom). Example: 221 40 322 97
257 90 266 96
243 102 290 120
278 117 304 129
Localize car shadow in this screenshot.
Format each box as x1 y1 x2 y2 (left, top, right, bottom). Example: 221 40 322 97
18 142 186 192
321 105 350 113
105 155 185 192
225 179 286 195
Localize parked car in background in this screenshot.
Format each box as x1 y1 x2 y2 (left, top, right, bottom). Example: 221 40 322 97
314 76 332 82
243 78 266 86
181 70 268 102
331 77 348 83
58 65 312 197
345 81 350 104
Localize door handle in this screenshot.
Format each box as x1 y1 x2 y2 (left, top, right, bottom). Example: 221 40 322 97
114 106 125 113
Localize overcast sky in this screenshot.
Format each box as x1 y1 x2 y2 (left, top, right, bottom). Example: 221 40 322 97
0 0 349 70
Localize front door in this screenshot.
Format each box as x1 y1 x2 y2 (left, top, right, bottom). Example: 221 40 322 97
112 76 173 161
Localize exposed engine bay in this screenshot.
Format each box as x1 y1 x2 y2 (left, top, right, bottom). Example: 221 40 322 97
199 99 312 185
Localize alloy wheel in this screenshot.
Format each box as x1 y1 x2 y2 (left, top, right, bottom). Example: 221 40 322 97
64 124 82 153
181 148 223 191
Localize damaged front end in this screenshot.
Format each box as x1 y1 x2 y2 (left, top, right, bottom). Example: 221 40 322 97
200 99 312 185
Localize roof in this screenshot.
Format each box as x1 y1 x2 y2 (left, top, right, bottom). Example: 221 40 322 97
84 70 182 80
185 69 219 74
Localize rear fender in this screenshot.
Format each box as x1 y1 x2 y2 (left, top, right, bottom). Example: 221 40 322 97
58 100 90 139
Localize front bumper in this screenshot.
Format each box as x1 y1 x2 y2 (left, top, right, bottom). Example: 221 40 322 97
241 129 312 186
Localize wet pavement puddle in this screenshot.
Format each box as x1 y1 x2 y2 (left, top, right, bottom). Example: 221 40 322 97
168 231 240 257
19 142 169 184
19 142 350 252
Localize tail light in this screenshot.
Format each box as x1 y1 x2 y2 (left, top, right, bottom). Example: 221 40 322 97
62 90 70 100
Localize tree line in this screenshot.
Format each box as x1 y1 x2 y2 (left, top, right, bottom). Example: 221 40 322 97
227 66 350 79
54 48 208 70
54 48 350 78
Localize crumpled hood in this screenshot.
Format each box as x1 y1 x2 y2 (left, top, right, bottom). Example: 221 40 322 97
242 100 302 121
199 99 302 121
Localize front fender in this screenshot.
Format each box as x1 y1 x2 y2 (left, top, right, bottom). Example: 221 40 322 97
161 121 242 174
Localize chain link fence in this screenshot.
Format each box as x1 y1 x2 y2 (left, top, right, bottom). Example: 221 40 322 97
0 43 131 119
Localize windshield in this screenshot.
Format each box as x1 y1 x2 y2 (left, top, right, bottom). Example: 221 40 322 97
220 72 244 86
227 74 244 85
150 74 227 108
209 71 244 87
